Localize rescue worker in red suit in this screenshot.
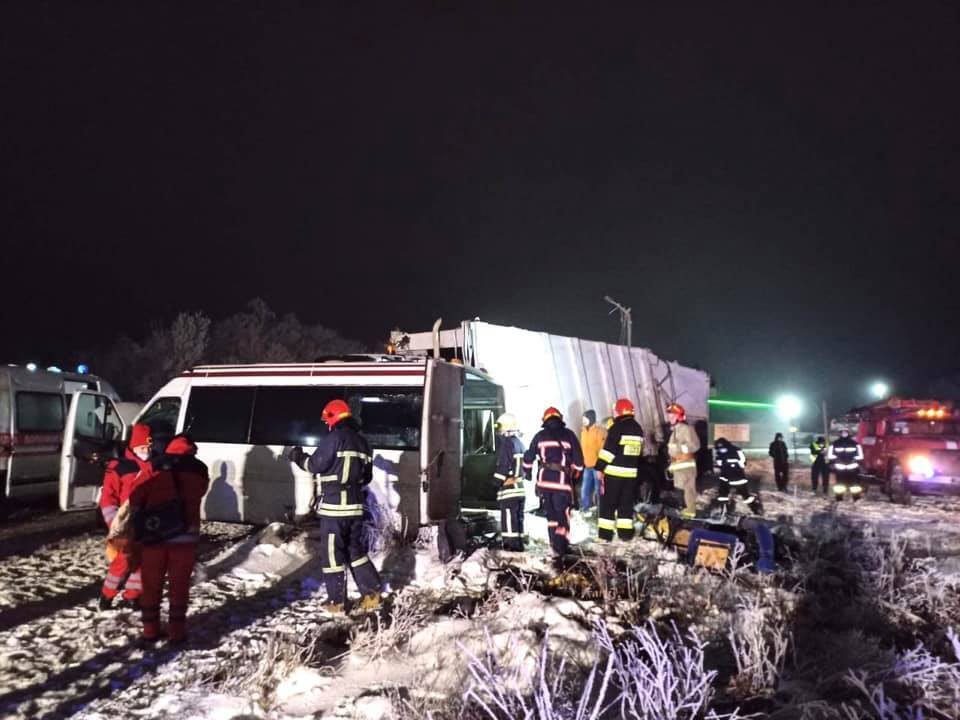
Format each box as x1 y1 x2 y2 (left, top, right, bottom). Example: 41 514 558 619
129 434 210 643
523 408 584 563
98 423 153 611
594 399 645 542
289 399 383 613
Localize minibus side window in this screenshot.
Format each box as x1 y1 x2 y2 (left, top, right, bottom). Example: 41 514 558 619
15 392 65 433
139 397 182 434
249 387 339 446
345 390 423 450
184 387 255 444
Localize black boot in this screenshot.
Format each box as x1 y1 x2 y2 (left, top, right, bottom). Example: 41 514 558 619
98 594 114 611
116 597 141 611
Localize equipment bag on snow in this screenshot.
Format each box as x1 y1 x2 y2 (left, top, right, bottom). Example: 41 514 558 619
687 528 739 570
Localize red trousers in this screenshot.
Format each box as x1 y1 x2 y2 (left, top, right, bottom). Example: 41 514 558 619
139 543 197 641
102 551 142 600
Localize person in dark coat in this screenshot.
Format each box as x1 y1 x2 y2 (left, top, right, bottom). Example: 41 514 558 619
769 433 790 491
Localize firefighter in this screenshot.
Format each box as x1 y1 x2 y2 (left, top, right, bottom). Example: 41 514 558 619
289 399 383 613
579 409 606 514
594 399 644 541
493 412 526 551
809 435 829 495
130 434 210 643
827 429 865 502
97 423 153 611
666 403 701 517
523 407 584 561
769 433 790 492
714 437 763 516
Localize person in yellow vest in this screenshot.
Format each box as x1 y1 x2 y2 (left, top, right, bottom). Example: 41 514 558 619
579 410 606 515
666 403 700 517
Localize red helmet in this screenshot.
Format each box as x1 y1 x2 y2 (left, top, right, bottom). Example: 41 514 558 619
613 398 635 418
542 406 563 423
321 399 352 429
666 402 686 422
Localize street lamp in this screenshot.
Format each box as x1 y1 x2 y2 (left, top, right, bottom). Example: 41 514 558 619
776 394 803 462
870 381 890 400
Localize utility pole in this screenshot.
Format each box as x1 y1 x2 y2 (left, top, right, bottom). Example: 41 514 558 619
604 296 632 348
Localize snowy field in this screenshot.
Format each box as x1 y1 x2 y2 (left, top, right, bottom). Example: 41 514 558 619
1 462 959 719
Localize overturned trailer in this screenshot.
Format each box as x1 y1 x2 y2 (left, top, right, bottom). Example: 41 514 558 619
393 320 711 516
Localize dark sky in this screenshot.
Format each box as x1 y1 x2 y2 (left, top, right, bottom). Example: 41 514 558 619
2 3 958 417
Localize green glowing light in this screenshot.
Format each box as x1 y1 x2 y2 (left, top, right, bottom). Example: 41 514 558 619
708 398 777 409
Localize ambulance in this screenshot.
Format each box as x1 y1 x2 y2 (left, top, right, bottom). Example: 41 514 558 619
1 364 122 500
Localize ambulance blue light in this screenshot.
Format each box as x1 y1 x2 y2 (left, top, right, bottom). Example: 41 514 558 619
77 364 89 375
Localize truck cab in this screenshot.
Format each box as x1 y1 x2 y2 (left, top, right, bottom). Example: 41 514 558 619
849 398 960 502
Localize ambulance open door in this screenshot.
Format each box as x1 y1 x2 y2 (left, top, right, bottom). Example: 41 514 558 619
59 391 125 511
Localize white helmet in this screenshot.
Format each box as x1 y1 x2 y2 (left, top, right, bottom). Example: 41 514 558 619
496 412 519 433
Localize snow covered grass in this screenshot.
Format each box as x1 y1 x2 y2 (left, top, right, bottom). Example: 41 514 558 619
459 620 738 720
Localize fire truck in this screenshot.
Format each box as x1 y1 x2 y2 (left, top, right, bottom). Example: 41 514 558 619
842 398 960 502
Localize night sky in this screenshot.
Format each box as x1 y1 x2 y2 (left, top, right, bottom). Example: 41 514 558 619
2 3 958 417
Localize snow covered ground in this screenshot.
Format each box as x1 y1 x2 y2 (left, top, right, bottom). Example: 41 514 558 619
1 464 959 719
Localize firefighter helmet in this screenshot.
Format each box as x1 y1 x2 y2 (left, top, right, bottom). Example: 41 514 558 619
321 399 352 429
496 412 519 433
613 398 635 418
542 407 563 423
666 402 686 422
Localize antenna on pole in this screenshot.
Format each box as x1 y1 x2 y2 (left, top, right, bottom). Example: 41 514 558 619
604 296 632 348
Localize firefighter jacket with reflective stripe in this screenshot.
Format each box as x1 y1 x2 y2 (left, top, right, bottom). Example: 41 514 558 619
494 433 526 501
100 452 151 527
523 418 584 493
297 422 373 518
714 443 746 481
827 436 863 471
809 439 827 462
667 422 700 472
595 416 644 479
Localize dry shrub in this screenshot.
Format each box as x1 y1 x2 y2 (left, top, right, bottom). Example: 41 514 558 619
727 593 792 698
349 589 431 662
460 620 743 720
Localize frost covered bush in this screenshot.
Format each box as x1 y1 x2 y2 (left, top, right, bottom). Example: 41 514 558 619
727 594 791 697
844 628 960 718
350 590 430 662
461 620 740 719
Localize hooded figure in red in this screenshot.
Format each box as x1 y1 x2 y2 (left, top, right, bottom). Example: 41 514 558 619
129 434 210 642
98 423 155 610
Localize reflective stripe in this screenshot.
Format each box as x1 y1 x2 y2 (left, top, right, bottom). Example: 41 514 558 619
571 464 584 472
745 495 757 504
351 556 370 568
604 465 638 478
716 495 729 502
341 454 352 484
502 532 522 538
102 506 118 524
615 518 634 529
598 518 616 530
598 449 616 462
833 484 847 494
324 534 344 572
498 489 526 500
318 474 339 484
849 485 863 494
505 510 512 536
318 503 363 512
728 479 748 486
337 451 371 460
669 460 696 471
619 435 644 444
493 472 507 480
537 481 572 492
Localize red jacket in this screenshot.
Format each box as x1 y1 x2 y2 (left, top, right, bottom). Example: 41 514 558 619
129 436 210 542
99 450 152 527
